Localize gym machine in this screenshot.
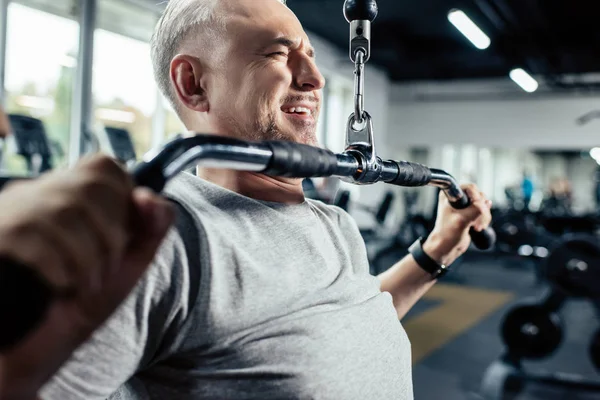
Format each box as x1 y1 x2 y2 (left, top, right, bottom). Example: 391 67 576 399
0 0 496 352
1 114 103 184
103 126 137 166
481 232 600 399
7 114 55 175
334 190 395 231
334 189 396 273
369 190 438 274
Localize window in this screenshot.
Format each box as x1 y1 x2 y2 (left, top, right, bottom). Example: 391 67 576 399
4 0 79 172
93 0 158 159
315 79 327 146
324 77 354 153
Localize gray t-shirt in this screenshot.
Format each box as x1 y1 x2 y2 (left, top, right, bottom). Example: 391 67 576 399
41 172 413 399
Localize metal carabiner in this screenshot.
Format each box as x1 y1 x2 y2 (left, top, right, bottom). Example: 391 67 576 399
353 49 366 125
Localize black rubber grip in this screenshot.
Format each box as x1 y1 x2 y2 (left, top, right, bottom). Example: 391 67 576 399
389 161 432 187
0 256 54 352
262 141 339 177
131 161 167 193
469 227 496 250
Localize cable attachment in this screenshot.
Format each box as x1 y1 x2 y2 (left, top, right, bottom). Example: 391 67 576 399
343 0 378 125
343 111 382 184
344 0 378 63
353 50 366 124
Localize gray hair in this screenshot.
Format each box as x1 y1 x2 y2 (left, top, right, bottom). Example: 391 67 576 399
150 0 287 115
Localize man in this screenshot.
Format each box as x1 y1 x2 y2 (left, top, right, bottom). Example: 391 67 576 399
0 155 174 400
521 171 534 211
41 0 492 399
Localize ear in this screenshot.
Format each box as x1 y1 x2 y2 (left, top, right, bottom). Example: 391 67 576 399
170 54 209 113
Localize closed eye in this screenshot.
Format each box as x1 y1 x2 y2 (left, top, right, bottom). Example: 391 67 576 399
267 52 288 57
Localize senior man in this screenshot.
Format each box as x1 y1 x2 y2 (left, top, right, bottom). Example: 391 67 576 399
42 0 492 399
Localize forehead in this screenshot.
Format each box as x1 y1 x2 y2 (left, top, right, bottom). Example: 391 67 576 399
222 1 312 50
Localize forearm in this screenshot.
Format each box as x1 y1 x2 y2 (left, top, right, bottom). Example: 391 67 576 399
377 254 436 320
377 233 462 320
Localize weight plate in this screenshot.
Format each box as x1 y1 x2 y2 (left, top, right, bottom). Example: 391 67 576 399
501 304 563 359
543 234 600 299
492 211 534 254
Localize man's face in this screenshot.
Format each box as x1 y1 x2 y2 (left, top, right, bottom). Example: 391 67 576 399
204 0 325 146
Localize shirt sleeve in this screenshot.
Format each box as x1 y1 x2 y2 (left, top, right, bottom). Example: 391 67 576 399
39 203 198 400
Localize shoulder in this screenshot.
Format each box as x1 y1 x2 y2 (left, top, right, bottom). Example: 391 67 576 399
306 198 359 231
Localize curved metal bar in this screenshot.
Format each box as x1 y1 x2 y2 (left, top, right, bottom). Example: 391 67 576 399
429 168 465 204
163 144 272 180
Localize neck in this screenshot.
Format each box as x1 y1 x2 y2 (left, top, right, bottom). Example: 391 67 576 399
196 167 306 204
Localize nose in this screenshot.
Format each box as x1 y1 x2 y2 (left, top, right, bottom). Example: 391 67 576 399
292 54 326 92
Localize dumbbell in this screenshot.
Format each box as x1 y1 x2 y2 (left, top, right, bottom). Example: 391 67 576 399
543 233 600 299
500 290 566 360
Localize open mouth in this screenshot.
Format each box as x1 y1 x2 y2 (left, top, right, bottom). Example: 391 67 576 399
281 106 312 116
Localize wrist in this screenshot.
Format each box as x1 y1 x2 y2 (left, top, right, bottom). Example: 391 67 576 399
422 232 456 266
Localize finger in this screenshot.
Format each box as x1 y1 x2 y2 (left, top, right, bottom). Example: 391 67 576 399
77 155 132 192
105 190 174 306
41 206 106 293
75 175 131 275
437 190 448 208
462 185 482 203
478 191 492 209
470 200 493 231
0 224 71 289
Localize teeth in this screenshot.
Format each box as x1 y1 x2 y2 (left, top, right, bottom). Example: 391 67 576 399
284 106 310 114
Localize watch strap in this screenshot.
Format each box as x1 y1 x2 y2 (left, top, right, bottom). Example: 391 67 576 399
408 237 448 279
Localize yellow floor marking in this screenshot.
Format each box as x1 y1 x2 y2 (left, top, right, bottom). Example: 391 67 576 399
403 283 515 364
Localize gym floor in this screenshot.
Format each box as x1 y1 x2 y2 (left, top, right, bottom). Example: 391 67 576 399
379 250 600 399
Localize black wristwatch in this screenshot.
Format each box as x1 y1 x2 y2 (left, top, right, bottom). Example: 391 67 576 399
408 237 449 279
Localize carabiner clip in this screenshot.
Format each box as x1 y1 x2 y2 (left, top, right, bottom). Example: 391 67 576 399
353 49 366 125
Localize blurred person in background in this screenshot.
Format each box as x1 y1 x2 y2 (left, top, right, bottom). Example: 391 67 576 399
521 170 534 211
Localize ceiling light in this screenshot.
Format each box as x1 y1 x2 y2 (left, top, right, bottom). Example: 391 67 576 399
590 147 600 161
448 9 491 50
510 68 539 93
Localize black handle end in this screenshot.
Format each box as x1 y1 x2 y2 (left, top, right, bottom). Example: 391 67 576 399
131 161 167 193
450 196 496 250
343 0 378 23
0 257 53 351
450 196 470 210
470 226 496 250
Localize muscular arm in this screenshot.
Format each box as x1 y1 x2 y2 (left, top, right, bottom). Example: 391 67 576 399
378 186 492 320
377 233 464 320
377 255 436 320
